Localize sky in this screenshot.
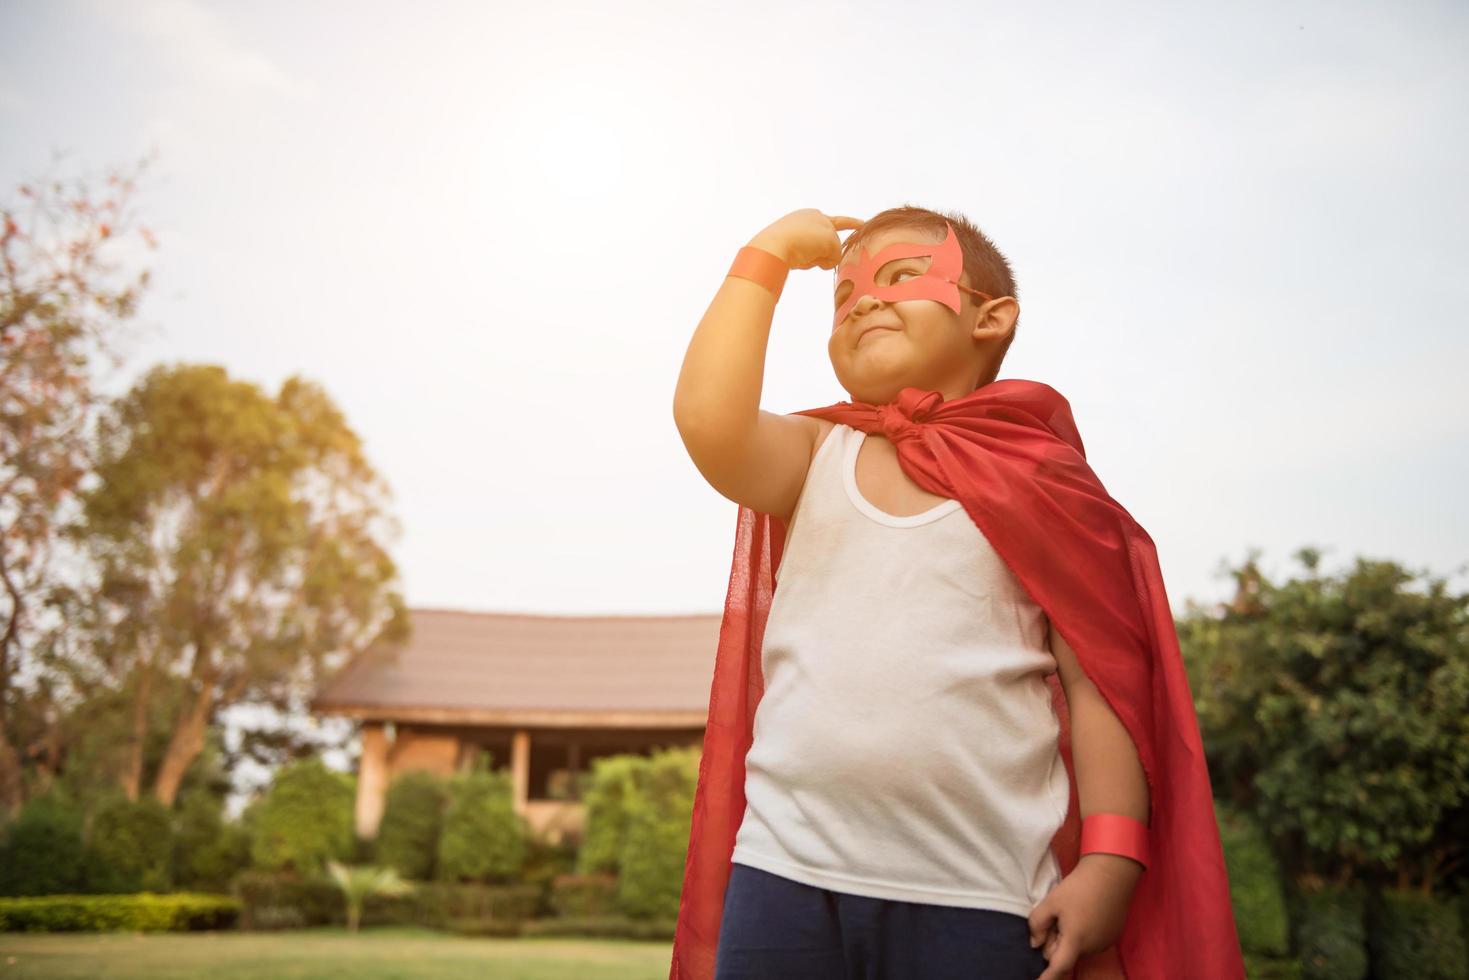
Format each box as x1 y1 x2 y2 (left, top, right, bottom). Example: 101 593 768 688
2 0 1466 623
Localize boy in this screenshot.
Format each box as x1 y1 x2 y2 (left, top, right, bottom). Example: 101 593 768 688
670 206 1244 979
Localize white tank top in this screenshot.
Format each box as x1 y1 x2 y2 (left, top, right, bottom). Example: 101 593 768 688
730 422 1068 917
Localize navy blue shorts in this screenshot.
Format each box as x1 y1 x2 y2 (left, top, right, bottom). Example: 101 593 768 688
714 862 1050 980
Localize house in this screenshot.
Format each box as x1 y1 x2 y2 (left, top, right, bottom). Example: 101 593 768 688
311 608 719 844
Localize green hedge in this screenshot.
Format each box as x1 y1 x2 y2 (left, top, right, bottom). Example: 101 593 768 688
232 871 342 929
1367 888 1468 979
0 893 239 932
233 871 541 931
362 881 541 928
1294 885 1367 980
549 873 618 917
519 915 677 940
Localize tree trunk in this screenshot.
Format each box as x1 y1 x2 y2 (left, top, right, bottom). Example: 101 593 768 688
151 678 215 807
120 663 154 801
151 663 251 807
0 722 23 816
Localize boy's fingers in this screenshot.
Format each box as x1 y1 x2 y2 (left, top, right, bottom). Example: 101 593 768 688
826 214 865 230
1036 936 1079 980
1027 904 1056 947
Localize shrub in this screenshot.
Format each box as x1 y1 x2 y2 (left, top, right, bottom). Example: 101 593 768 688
435 769 527 883
248 757 355 875
1216 802 1289 956
0 794 87 896
326 861 412 933
1366 888 1469 979
521 835 577 916
84 794 174 894
1293 885 1367 980
374 771 447 880
173 789 250 893
0 893 239 932
616 746 698 920
577 755 641 875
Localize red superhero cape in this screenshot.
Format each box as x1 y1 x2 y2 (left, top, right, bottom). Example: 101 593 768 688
669 380 1245 979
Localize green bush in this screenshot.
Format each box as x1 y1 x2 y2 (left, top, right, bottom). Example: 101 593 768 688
577 755 641 875
616 746 698 920
84 794 174 894
520 836 577 916
1216 802 1289 956
0 794 88 896
1366 888 1469 979
173 789 250 893
248 757 355 875
550 873 618 917
1294 885 1367 980
0 893 239 932
435 769 527 883
374 771 447 880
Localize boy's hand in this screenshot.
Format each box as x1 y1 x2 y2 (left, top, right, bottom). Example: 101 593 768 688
1026 853 1142 980
748 209 864 272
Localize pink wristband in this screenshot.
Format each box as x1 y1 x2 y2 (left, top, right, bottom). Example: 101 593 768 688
1079 812 1150 870
727 245 789 302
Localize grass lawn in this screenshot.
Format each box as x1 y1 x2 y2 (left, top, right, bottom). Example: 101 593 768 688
0 927 673 979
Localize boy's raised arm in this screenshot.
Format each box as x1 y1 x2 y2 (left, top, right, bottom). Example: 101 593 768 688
672 210 862 523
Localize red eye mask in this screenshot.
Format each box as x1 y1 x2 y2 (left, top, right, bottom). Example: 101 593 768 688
832 221 991 331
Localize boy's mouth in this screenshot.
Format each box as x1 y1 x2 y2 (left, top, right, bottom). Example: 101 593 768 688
857 324 901 343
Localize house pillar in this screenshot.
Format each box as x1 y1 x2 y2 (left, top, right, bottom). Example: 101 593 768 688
356 722 390 839
511 729 530 815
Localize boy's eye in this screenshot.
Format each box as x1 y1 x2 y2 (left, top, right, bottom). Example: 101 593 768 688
832 267 924 306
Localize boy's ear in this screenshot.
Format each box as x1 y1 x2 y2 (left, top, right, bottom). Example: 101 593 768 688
972 296 1019 342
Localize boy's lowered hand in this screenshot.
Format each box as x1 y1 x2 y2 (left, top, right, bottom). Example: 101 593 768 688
1026 852 1142 980
747 208 864 271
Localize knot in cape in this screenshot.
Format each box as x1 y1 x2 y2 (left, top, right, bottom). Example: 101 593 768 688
875 386 944 445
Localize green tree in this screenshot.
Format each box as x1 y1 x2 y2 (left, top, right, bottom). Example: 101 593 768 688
1180 547 1469 891
69 362 407 805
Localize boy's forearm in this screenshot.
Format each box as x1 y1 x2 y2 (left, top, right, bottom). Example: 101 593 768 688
1069 682 1150 882
671 234 786 445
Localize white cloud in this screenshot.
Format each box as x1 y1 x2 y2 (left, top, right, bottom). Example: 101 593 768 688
94 0 318 100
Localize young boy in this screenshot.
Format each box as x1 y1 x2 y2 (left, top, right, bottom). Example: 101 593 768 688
670 207 1244 980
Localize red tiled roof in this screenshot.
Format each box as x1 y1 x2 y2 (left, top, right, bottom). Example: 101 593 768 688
312 607 721 727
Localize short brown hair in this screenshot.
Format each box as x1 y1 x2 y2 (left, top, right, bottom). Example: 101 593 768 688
839 204 1019 378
